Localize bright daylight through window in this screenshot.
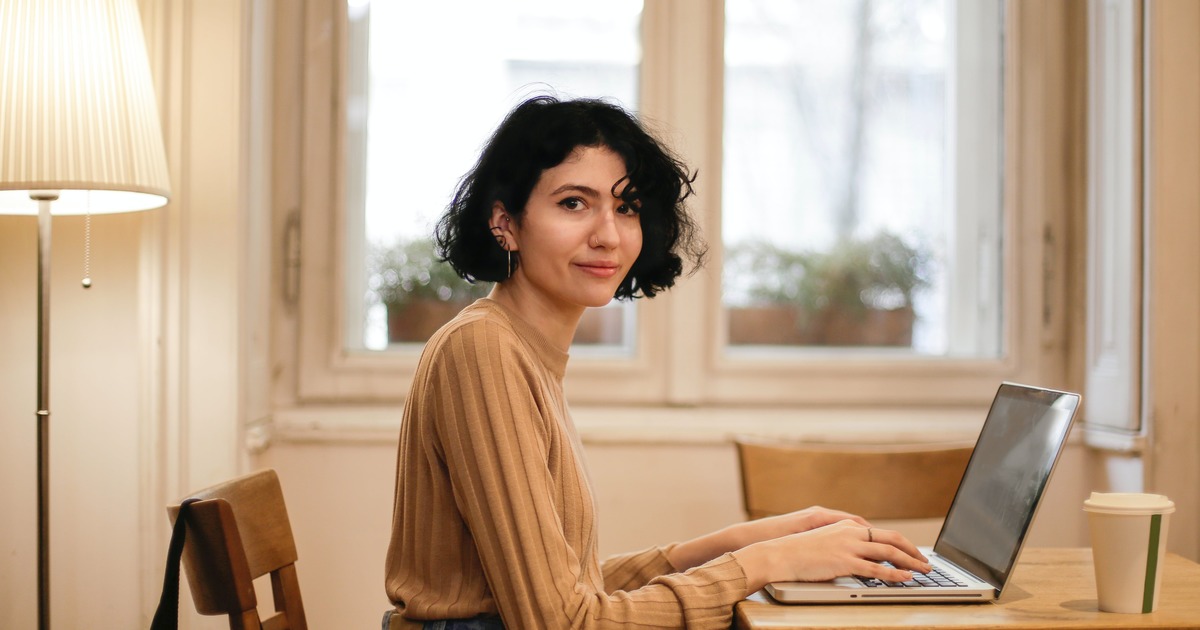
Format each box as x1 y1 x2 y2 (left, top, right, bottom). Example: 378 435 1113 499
344 0 1004 360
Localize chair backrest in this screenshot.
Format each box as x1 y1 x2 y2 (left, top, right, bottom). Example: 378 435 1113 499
167 468 308 630
734 437 975 521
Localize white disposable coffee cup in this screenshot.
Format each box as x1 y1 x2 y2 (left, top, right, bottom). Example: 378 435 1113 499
1083 492 1174 613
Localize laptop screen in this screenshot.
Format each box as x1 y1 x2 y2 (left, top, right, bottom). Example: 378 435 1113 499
933 383 1080 589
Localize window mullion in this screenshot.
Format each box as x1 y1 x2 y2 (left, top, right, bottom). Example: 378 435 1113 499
641 0 725 405
949 0 1005 357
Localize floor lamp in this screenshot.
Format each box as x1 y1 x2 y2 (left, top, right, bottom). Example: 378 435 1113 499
0 1 171 628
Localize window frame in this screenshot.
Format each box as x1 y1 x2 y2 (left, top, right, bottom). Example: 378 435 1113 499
274 0 1079 409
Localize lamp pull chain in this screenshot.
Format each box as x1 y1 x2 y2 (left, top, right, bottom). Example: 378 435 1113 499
82 196 92 289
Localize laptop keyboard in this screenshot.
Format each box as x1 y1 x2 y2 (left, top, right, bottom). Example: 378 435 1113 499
855 562 969 588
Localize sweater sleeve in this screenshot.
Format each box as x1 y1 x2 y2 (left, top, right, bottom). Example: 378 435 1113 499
600 546 678 593
428 323 748 629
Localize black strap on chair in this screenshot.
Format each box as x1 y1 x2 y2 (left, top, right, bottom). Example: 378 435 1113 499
150 498 201 630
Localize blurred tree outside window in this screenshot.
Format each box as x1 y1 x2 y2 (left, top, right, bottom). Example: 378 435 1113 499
722 0 1003 356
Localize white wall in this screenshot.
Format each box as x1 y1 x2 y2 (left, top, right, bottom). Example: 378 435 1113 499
0 215 147 630
1144 0 1200 561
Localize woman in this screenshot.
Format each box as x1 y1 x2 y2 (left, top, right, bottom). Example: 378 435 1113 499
382 95 930 630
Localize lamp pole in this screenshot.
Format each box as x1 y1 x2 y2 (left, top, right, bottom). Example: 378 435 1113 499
34 192 57 630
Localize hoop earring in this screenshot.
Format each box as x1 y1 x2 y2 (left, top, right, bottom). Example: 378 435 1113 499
507 249 512 279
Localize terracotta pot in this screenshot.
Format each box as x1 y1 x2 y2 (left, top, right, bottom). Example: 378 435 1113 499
574 307 625 345
727 306 810 345
728 305 914 347
802 304 915 346
385 300 470 343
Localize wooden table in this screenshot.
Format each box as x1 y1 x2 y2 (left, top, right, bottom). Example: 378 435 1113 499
735 548 1200 629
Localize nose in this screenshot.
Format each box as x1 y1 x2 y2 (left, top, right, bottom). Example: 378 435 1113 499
590 206 620 249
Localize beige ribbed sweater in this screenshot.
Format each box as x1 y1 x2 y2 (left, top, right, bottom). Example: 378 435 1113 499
384 299 747 629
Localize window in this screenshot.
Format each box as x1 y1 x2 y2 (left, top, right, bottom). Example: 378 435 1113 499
278 0 1075 408
722 0 1003 357
343 0 643 352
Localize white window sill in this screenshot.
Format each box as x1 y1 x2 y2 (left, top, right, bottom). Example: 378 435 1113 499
266 404 990 447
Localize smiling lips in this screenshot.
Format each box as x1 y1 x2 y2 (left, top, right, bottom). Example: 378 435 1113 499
575 262 620 278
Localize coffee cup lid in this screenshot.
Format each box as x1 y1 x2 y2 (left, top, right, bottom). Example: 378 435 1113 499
1083 492 1175 515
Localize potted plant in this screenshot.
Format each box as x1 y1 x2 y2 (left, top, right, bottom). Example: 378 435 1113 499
369 238 491 343
726 231 932 346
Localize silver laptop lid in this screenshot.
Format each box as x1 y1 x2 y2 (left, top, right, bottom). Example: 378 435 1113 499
932 382 1081 592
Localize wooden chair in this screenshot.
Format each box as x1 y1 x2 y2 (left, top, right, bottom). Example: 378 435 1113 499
167 468 308 630
734 437 975 522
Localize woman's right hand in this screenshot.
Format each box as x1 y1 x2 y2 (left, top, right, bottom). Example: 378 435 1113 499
730 519 931 593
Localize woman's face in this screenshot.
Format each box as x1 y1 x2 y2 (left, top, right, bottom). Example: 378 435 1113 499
495 145 643 313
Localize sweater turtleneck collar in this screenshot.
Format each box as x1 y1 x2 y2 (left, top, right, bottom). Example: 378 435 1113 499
475 298 570 380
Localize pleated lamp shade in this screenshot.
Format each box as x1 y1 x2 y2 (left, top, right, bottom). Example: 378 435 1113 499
0 0 171 214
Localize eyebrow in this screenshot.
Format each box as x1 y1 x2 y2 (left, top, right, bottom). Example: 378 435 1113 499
549 183 604 198
550 183 638 201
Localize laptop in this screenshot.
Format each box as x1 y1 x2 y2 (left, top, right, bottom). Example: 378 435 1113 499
765 381 1081 604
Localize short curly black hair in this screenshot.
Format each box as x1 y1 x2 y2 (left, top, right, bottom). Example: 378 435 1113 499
434 95 706 299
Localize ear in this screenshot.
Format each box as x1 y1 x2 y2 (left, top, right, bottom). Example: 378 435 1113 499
488 202 518 251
